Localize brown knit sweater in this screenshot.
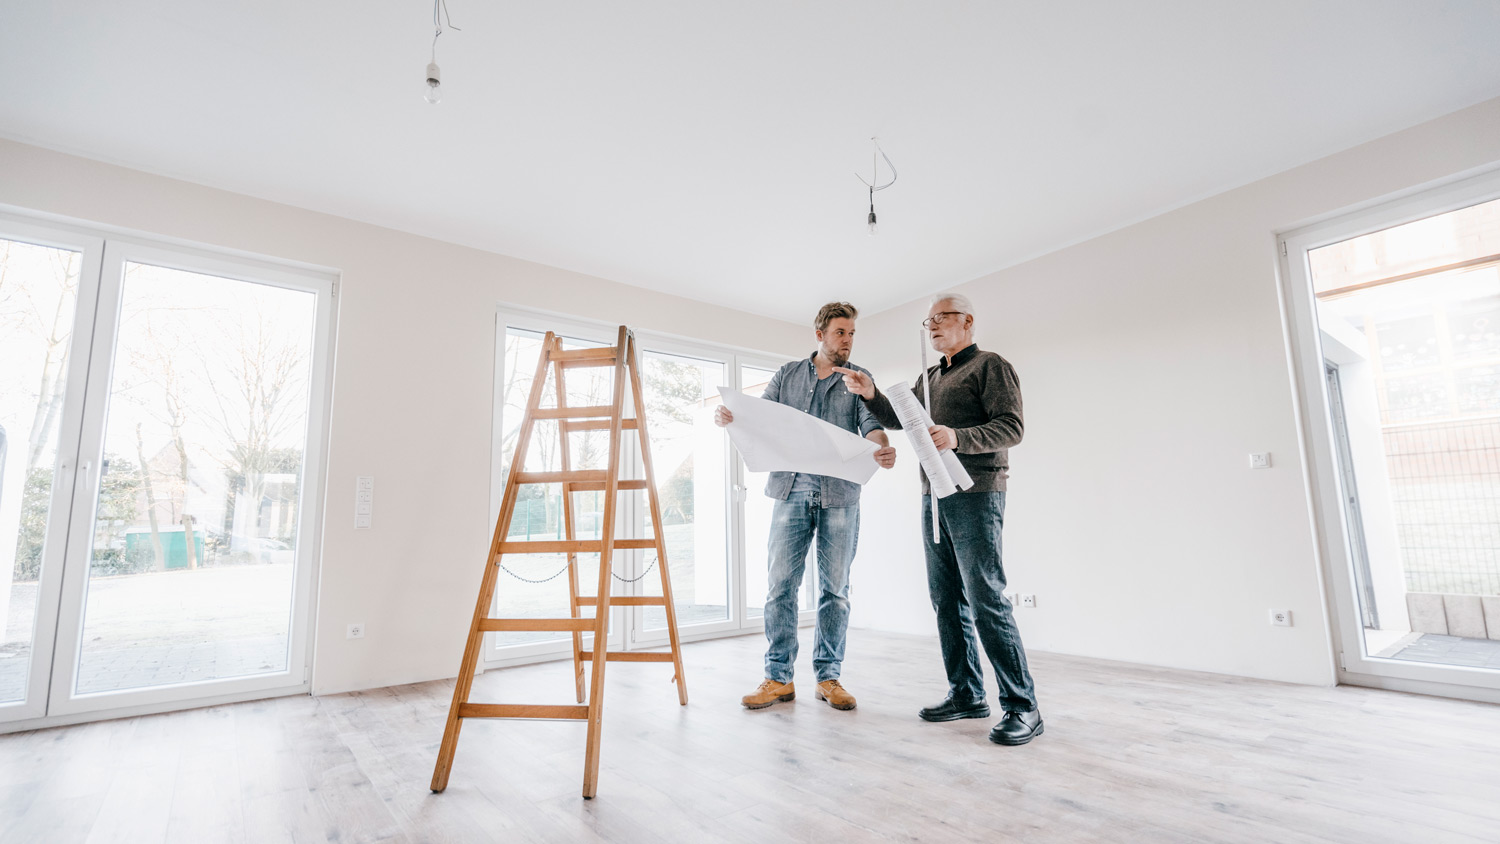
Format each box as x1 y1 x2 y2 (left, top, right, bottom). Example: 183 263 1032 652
862 343 1023 493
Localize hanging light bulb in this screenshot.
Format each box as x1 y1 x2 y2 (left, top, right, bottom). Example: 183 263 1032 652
423 0 459 106
424 62 443 104
856 138 897 236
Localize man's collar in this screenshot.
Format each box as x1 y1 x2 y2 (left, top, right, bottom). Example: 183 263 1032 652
940 343 979 372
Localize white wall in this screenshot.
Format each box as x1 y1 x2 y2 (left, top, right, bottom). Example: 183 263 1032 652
849 97 1500 687
0 139 808 695
8 96 1500 698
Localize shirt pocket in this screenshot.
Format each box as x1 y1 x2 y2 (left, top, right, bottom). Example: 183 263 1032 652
827 389 859 431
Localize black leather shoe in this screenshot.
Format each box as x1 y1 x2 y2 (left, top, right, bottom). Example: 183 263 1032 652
918 697 991 722
989 709 1044 745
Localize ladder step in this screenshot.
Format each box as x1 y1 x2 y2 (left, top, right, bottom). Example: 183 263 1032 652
516 470 608 485
479 617 598 632
533 406 617 420
499 540 601 554
574 596 668 606
511 474 648 491
458 703 589 720
497 538 659 554
551 348 618 363
565 479 648 492
559 358 619 370
561 419 639 432
578 651 675 663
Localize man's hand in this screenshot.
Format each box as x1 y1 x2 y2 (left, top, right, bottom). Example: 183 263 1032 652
713 405 733 427
873 445 896 469
831 366 875 400
929 424 957 451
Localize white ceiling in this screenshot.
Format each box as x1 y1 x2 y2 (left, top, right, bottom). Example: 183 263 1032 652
4 2 1500 323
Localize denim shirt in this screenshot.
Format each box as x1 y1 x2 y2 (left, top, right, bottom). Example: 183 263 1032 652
760 353 884 508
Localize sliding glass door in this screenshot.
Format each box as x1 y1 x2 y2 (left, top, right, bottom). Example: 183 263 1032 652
1281 172 1500 699
1 219 332 727
486 311 808 664
488 326 623 657
632 346 731 645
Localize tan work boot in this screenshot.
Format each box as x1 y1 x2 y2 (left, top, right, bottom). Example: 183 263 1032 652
742 679 795 709
816 679 857 710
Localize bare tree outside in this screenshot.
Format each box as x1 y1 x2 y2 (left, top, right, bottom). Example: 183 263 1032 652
199 300 309 553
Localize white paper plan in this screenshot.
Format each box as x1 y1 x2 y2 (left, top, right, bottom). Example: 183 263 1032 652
717 387 880 485
883 381 973 499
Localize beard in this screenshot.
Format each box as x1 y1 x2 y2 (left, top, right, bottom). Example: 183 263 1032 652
826 348 850 367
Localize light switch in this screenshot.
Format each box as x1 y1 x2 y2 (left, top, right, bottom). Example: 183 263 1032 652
356 476 374 529
1248 453 1271 469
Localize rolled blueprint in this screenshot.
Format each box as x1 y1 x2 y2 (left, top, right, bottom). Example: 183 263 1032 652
922 329 939 542
884 381 973 499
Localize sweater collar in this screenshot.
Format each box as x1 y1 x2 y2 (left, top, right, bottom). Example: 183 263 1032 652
940 343 979 372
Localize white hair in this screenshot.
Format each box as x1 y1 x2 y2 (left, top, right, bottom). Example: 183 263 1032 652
929 292 974 315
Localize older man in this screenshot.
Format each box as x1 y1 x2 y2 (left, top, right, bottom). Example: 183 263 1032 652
715 302 896 711
835 293 1042 745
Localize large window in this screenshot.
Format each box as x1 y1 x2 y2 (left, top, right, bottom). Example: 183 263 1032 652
487 311 806 663
1 216 333 729
1282 173 1500 700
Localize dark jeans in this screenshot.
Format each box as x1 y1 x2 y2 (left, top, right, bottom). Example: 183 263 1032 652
922 491 1037 712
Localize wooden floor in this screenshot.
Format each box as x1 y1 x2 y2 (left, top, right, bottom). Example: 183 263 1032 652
2 629 1499 843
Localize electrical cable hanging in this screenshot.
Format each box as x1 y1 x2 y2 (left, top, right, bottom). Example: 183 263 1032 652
424 0 461 104
856 138 897 236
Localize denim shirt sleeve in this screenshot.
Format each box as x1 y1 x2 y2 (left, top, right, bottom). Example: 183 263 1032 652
855 385 882 438
760 364 784 403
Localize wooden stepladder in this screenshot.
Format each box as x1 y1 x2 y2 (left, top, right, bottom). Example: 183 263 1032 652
430 325 689 799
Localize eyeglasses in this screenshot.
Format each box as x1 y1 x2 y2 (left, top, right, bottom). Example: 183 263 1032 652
922 311 966 329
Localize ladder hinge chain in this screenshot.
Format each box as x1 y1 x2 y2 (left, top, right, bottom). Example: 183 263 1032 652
497 560 571 583
610 555 658 584
497 553 658 584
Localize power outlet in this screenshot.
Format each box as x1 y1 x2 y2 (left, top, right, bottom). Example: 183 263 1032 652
1004 592 1017 606
1269 609 1292 627
1020 594 1036 608
347 622 366 639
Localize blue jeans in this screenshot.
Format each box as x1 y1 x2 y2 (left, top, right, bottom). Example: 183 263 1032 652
922 491 1037 712
763 490 859 683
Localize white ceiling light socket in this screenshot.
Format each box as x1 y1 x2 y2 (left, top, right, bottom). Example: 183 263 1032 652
856 137 897 236
425 62 442 105
423 0 460 105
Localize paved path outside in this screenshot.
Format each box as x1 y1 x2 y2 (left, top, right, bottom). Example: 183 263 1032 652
1378 632 1500 669
1 564 293 701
